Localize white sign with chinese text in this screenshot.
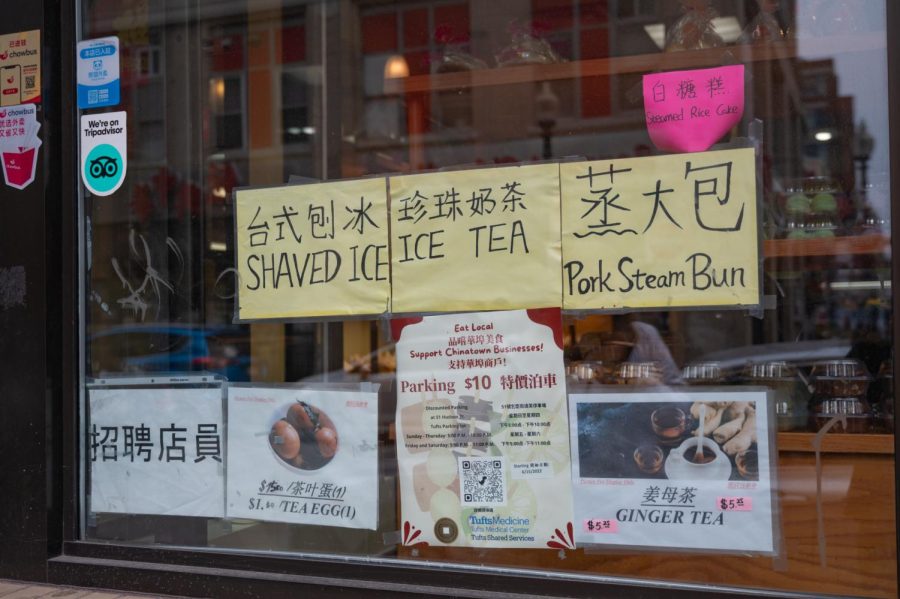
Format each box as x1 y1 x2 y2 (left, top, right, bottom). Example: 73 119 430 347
394 309 575 549
569 389 776 554
226 385 379 530
88 385 225 517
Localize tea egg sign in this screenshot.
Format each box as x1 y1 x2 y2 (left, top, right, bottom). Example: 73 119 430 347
80 111 126 196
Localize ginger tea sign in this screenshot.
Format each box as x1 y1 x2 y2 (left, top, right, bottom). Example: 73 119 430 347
569 389 776 554
560 147 760 311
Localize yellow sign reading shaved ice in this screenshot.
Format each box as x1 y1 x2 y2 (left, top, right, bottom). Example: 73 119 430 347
235 178 390 320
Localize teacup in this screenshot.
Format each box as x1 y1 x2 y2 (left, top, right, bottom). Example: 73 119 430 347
651 406 687 444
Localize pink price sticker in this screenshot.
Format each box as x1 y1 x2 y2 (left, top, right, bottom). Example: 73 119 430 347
717 496 752 511
582 519 618 533
643 65 745 153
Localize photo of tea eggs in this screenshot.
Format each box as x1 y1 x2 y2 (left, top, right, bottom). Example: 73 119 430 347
268 400 339 470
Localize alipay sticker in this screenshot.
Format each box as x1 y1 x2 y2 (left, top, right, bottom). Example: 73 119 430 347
77 37 120 109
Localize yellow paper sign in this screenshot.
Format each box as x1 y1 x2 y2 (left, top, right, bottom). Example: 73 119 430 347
389 163 562 313
235 179 390 320
561 148 759 310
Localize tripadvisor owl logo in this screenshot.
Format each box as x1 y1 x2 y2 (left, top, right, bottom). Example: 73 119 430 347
83 143 122 194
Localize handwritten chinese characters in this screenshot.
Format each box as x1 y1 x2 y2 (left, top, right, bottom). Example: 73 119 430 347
389 163 562 314
643 65 745 153
560 147 759 311
235 178 390 319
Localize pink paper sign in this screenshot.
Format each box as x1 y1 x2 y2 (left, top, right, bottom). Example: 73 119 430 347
582 518 618 533
717 496 752 511
643 65 745 153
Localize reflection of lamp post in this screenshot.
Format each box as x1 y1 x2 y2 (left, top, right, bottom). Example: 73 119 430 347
535 82 559 160
853 120 875 195
384 55 410 80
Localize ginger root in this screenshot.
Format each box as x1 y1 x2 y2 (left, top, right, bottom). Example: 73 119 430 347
712 402 751 444
692 403 726 436
723 410 757 456
690 401 729 421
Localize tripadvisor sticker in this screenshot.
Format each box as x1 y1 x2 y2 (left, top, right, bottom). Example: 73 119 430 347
80 111 126 196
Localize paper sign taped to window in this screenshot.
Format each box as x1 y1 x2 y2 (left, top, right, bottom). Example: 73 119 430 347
643 65 744 153
225 385 379 530
560 147 760 311
88 386 225 518
235 178 390 320
569 390 776 554
389 163 562 314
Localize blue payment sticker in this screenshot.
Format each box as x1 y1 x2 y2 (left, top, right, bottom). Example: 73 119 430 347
77 37 120 109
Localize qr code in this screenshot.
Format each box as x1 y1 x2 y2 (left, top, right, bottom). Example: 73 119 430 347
459 456 507 506
25 76 34 89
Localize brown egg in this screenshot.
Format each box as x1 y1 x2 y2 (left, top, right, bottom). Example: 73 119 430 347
316 409 336 432
314 426 338 458
270 419 301 460
286 402 316 432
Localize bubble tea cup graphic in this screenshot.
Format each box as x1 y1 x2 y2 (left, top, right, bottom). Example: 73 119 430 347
2 145 38 189
2 136 41 190
83 143 124 195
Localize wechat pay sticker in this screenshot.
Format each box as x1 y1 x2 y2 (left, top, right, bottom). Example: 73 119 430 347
80 111 127 196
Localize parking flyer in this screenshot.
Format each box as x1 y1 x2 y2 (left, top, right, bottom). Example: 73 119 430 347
569 390 777 554
394 308 575 549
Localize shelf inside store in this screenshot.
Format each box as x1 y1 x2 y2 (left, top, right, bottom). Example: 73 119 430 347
763 234 890 258
777 432 894 454
385 35 885 95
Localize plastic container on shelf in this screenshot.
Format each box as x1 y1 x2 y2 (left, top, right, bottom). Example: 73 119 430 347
871 359 894 432
778 177 844 239
810 359 871 398
617 362 663 386
435 49 488 74
664 0 724 52
495 27 562 67
810 397 874 434
682 362 725 385
744 361 808 431
739 0 786 44
855 172 891 235
566 360 607 385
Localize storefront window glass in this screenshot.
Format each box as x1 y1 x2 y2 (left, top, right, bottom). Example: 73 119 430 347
78 1 896 595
